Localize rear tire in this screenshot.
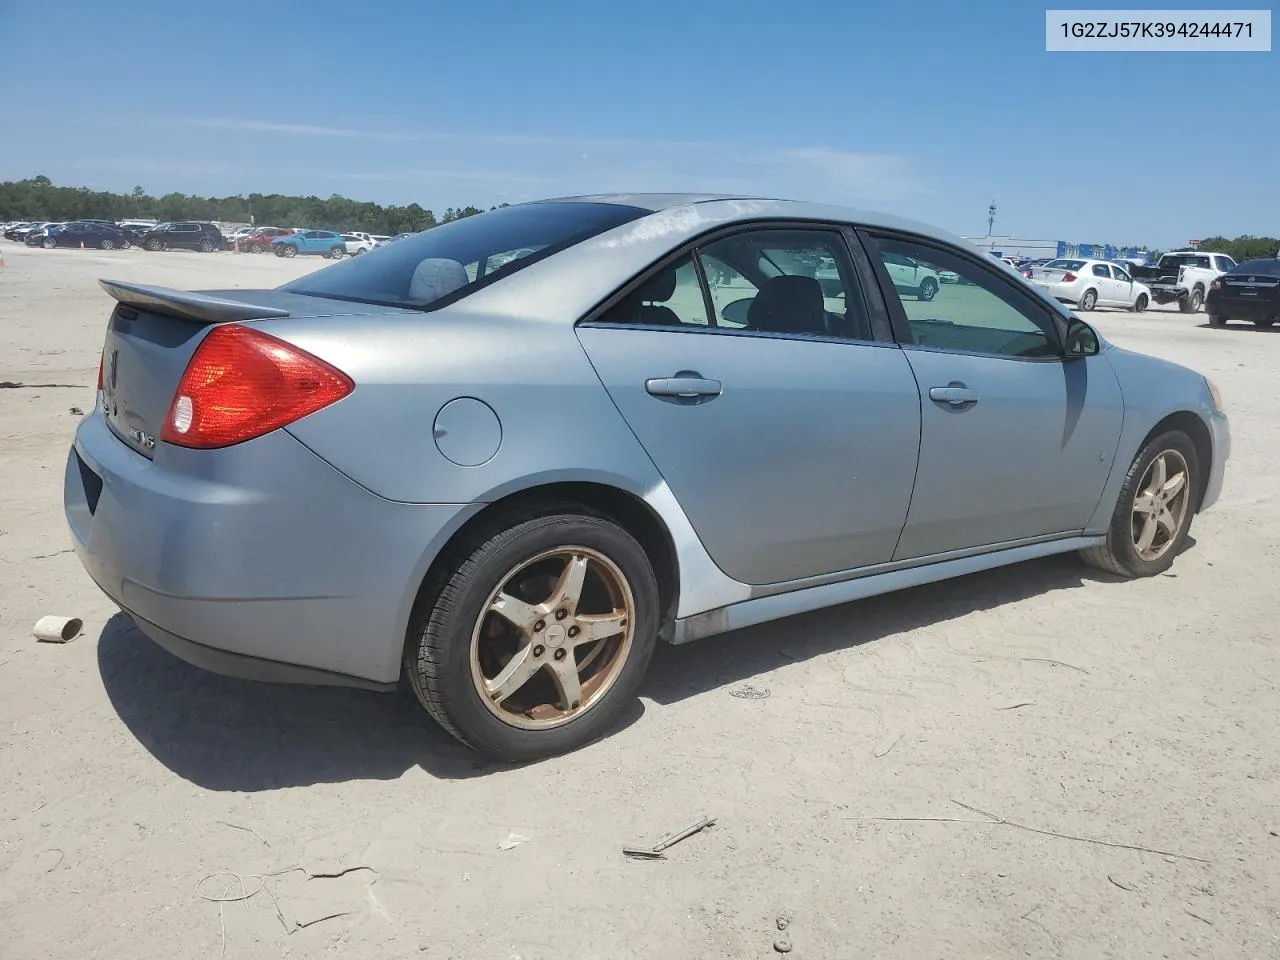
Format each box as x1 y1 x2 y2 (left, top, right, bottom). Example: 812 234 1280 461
198 238 214 253
42 237 56 249
404 508 659 762
1179 288 1204 313
1080 430 1199 579
145 238 163 251
1078 289 1097 312
1208 313 1227 328
1131 293 1148 313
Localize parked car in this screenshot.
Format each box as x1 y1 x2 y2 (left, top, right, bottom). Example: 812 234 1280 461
237 227 295 253
225 227 256 247
272 229 346 258
67 194 1229 762
118 220 158 234
25 223 65 246
1206 258 1280 328
43 221 140 250
370 234 391 246
341 233 376 256
1027 258 1153 312
139 222 226 253
1129 251 1236 313
881 250 941 300
6 221 53 241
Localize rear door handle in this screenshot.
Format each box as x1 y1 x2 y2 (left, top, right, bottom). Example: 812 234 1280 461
645 373 722 405
928 384 980 407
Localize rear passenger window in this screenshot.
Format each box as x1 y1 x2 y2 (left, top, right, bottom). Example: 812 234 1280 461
1092 264 1110 277
597 255 709 327
698 229 870 340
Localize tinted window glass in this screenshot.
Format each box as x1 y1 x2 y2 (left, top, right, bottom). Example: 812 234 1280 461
1113 266 1132 282
597 255 710 326
869 235 1059 359
697 229 870 340
1092 264 1110 277
1045 259 1086 270
283 201 648 310
1232 259 1280 276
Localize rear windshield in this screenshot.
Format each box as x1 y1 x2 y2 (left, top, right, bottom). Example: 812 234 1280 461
1044 259 1085 270
1232 259 1280 276
282 201 650 310
1161 254 1211 270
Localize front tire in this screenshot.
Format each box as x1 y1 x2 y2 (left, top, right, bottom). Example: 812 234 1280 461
1080 431 1198 578
42 237 56 249
917 277 938 301
1131 293 1148 313
100 239 115 250
198 238 214 253
1078 289 1098 312
145 238 163 251
329 245 345 259
404 508 659 762
280 245 297 258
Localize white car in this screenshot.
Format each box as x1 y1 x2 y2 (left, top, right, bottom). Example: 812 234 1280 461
342 233 376 255
1028 258 1153 312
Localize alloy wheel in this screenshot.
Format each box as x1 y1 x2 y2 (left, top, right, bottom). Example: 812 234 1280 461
1131 450 1190 562
470 547 635 730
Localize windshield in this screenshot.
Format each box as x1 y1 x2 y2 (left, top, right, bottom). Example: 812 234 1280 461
282 201 649 310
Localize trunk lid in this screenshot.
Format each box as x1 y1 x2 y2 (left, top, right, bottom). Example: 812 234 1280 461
1218 272 1280 305
96 282 373 459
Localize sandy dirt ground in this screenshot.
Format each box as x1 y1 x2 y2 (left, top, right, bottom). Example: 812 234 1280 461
1 242 1277 960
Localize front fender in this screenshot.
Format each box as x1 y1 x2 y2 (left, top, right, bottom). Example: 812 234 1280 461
1085 346 1225 531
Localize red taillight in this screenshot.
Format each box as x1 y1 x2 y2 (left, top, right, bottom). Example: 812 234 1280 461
1062 272 1077 283
97 349 104 390
1210 278 1222 290
161 325 353 449
1022 269 1033 278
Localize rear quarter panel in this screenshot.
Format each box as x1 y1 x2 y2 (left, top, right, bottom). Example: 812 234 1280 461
262 309 668 506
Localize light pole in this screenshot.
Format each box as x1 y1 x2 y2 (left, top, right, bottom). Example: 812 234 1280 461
987 201 996 237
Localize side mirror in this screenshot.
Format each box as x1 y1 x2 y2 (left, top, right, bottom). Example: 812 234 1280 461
1064 317 1100 357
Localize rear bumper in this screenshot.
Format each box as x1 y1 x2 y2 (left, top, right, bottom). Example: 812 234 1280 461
1201 410 1230 513
66 409 478 686
1206 296 1280 320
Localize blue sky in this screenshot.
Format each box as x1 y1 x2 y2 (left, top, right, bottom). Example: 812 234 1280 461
0 1 1274 245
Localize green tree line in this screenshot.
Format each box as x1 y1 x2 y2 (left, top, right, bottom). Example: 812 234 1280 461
1194 235 1279 262
0 176 500 235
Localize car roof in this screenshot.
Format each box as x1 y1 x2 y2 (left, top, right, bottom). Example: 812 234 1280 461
539 193 965 245
460 194 1076 326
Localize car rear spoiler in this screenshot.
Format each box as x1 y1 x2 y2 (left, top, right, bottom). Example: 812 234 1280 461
98 279 292 324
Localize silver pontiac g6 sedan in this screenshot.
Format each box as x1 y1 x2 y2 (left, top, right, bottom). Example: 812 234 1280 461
66 195 1229 761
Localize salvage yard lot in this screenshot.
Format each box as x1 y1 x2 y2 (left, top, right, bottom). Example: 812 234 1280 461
1 243 1278 959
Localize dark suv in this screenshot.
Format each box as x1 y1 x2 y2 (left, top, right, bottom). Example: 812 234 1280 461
139 222 226 253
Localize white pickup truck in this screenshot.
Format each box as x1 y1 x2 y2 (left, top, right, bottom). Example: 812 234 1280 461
1129 251 1237 313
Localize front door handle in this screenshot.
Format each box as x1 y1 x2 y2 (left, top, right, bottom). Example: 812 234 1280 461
645 372 722 405
928 383 980 407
